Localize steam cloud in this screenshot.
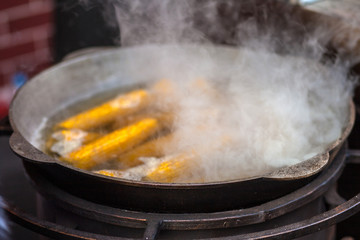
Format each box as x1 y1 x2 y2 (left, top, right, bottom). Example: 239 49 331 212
72 0 356 182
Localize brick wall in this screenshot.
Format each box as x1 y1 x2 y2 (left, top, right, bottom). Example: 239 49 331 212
0 0 53 85
0 0 54 118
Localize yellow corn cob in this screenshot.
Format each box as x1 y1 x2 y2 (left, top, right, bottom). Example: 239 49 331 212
61 118 160 170
112 111 174 131
56 89 150 130
118 134 173 168
111 112 151 130
156 112 174 129
53 129 100 143
144 153 195 183
46 129 101 155
143 134 232 183
94 170 123 178
45 130 100 152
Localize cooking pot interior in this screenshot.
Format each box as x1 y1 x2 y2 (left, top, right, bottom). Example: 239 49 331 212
9 44 354 183
10 45 243 149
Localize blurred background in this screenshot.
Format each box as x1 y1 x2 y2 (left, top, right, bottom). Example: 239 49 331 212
0 0 119 119
0 0 53 118
1 4 54 235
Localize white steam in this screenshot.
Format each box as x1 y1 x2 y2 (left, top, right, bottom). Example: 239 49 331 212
113 0 207 46
142 46 353 182
75 0 356 182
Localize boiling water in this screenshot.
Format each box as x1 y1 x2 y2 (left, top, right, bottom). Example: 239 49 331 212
35 46 354 183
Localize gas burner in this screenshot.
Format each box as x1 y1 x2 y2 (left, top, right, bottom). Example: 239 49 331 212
1 137 359 240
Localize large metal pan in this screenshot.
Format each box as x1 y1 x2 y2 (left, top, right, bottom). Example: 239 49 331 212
8 45 355 213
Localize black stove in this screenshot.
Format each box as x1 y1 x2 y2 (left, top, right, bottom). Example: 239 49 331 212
0 130 360 240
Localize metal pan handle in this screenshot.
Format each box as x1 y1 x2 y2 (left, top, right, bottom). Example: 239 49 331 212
9 131 55 164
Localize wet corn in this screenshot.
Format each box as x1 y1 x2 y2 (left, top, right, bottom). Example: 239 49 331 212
56 89 150 130
61 118 160 169
112 111 173 131
94 170 123 178
52 129 100 143
111 112 152 130
47 129 101 156
118 134 173 168
143 134 233 183
144 153 194 183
